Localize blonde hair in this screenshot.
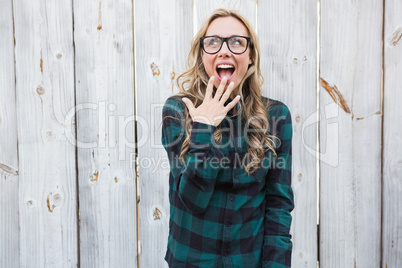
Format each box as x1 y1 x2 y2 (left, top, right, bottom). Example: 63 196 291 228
174 8 278 174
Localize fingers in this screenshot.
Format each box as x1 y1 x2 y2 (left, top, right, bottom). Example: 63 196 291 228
204 76 214 100
224 95 241 113
219 81 235 104
181 97 195 115
213 76 227 101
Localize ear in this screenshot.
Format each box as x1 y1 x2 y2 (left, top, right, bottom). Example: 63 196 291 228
249 57 253 65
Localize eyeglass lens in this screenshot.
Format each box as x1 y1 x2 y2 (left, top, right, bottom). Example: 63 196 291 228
202 36 248 54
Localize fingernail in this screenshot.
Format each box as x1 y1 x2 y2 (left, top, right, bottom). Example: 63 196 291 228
210 76 214 81
230 82 234 86
182 97 187 102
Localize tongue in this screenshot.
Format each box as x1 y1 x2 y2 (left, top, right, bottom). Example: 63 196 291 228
218 68 234 78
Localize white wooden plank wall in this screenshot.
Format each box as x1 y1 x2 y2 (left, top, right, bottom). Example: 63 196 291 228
196 0 256 30
1 0 402 267
319 0 383 267
0 1 19 267
12 0 78 266
383 0 402 267
73 0 137 267
135 0 192 267
258 1 318 267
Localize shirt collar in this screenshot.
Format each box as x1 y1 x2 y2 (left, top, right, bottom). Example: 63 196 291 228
224 97 241 117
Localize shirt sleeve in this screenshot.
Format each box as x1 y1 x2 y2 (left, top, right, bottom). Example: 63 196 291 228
161 97 223 214
263 103 294 268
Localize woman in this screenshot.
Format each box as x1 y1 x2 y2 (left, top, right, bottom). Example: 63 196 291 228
162 8 294 268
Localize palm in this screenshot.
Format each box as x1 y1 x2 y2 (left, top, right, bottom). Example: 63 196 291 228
182 76 240 127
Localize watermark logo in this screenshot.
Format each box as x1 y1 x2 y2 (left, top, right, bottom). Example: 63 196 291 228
63 100 340 167
302 102 339 167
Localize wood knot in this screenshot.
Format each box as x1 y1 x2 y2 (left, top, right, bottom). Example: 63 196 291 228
47 192 56 213
389 27 402 46
53 193 62 205
36 86 45 95
45 130 55 140
150 62 160 76
90 171 99 182
153 207 162 220
320 78 351 114
0 163 18 175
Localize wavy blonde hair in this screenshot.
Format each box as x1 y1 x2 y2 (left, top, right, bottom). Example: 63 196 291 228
174 8 278 174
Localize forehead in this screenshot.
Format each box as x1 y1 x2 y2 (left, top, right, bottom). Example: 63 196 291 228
205 16 249 37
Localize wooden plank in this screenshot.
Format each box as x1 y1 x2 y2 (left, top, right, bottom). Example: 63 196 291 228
12 0 78 266
73 0 137 266
382 0 402 266
0 0 19 267
135 1 193 267
319 0 383 267
258 1 318 267
196 0 256 30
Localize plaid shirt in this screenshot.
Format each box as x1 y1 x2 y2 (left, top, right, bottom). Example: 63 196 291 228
162 95 294 268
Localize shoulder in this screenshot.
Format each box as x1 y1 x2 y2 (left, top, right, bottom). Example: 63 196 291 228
261 96 292 140
163 95 187 118
261 96 292 120
163 95 186 111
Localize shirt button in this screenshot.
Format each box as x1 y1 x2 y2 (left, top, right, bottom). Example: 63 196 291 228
226 223 231 228
224 252 229 257
229 195 234 201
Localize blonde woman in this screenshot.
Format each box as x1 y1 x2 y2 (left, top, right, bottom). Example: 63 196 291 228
162 9 294 267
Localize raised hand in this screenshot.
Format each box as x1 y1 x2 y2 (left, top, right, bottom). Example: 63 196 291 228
182 76 240 127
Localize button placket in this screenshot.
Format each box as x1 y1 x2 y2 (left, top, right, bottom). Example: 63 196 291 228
222 117 238 267
222 192 235 261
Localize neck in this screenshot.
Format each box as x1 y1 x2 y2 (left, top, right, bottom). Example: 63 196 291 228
230 88 239 99
231 89 240 115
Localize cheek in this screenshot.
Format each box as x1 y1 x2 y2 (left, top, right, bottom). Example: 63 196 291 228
239 56 251 74
203 55 217 74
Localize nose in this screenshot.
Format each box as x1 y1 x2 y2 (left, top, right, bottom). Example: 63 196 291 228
218 41 231 57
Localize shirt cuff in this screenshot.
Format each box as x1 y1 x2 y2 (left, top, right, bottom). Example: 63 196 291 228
190 121 215 145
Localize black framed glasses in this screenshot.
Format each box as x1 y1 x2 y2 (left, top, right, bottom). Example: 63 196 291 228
200 36 251 55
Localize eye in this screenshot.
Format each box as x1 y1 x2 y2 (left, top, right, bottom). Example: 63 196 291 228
206 37 220 47
230 37 246 47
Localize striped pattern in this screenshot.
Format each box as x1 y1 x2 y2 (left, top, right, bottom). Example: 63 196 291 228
162 95 294 268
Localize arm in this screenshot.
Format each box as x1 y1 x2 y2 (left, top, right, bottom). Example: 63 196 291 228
162 97 222 214
162 77 240 214
262 104 294 268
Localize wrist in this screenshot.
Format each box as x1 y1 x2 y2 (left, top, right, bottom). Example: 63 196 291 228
192 115 215 126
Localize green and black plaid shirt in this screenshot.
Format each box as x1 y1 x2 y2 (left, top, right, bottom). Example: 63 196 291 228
162 95 294 268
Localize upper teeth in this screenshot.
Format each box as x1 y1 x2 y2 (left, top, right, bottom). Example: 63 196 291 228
217 64 234 69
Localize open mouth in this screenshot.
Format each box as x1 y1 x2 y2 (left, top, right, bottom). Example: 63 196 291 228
216 64 235 81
